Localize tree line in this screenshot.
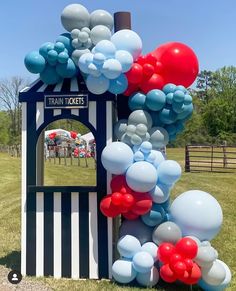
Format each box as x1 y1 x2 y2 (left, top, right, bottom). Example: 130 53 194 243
0 66 236 147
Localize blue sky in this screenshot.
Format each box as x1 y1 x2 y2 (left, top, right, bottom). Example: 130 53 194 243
0 0 236 81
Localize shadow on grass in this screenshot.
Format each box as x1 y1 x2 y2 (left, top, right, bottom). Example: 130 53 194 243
0 251 21 271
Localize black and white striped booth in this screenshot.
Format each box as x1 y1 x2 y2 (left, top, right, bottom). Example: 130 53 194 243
19 75 116 279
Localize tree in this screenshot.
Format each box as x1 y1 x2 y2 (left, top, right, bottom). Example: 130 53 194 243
0 77 29 145
196 70 216 103
0 111 10 144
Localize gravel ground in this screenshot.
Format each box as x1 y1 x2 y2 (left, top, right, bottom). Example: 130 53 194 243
0 266 52 291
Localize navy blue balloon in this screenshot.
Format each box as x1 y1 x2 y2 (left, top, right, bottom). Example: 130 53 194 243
128 92 147 111
109 73 128 94
159 108 177 124
146 89 166 111
163 83 176 94
150 111 164 127
165 124 177 136
169 133 177 142
24 51 46 74
56 59 77 78
177 103 193 120
40 65 62 85
56 33 74 55
173 90 185 103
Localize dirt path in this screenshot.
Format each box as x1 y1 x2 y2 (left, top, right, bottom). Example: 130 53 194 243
0 266 52 291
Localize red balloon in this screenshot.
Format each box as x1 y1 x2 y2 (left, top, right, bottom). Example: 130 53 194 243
146 53 158 66
124 82 139 96
137 55 148 66
111 192 122 206
140 73 165 94
180 263 201 285
155 61 164 74
175 238 198 259
131 192 152 215
158 243 176 264
110 175 131 193
143 64 155 79
160 264 177 283
122 193 135 208
183 258 194 272
123 211 139 220
100 194 121 218
70 131 77 139
172 261 187 277
126 63 143 84
169 253 183 271
49 132 57 140
153 42 199 87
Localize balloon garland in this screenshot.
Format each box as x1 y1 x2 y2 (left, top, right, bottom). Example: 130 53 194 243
24 3 232 289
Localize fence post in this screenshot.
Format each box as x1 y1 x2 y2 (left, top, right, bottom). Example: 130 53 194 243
211 146 214 172
185 145 190 172
223 141 227 168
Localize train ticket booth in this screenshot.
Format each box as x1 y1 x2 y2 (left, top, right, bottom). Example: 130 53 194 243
19 75 116 279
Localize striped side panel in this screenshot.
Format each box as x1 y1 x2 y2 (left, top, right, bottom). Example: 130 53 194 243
71 192 79 279
106 101 113 279
36 192 44 276
54 192 62 278
21 102 27 276
89 192 98 278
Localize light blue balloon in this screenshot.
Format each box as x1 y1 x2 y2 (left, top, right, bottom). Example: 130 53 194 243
117 235 141 259
141 204 165 227
111 29 142 61
102 141 133 174
56 33 74 55
128 92 147 111
132 251 154 273
146 152 157 164
152 150 166 168
136 266 159 287
158 160 181 185
126 161 157 192
93 52 106 65
86 75 109 95
56 59 77 78
112 259 137 284
159 108 177 124
115 50 133 73
24 51 46 74
146 90 166 111
198 260 231 291
119 219 153 245
39 42 54 58
169 190 223 241
177 103 194 120
40 65 62 85
166 93 174 104
140 141 152 154
102 59 122 79
141 242 158 261
149 182 170 204
109 73 128 94
134 151 145 162
88 63 101 77
162 83 176 94
78 52 94 74
94 40 116 58
58 52 69 64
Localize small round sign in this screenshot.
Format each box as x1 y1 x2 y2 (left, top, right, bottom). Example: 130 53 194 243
8 270 22 284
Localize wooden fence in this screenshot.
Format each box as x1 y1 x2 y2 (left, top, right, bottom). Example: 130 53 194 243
185 145 236 173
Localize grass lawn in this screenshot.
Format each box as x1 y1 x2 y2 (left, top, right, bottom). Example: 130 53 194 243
0 149 235 290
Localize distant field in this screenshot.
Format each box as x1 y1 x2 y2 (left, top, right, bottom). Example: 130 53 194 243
0 149 235 291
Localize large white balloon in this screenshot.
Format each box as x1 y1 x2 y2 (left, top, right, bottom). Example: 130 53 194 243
61 4 90 31
169 190 223 241
90 9 114 30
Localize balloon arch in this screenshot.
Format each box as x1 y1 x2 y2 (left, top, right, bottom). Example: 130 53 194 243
24 3 231 290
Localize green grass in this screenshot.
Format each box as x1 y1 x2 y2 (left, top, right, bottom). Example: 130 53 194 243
0 150 235 290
